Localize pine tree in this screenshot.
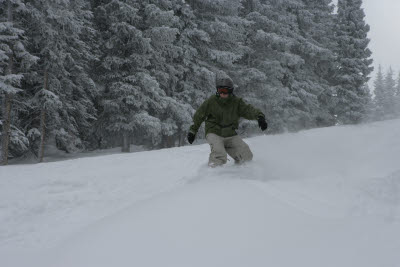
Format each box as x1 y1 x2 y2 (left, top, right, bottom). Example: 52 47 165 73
189 0 251 95
180 0 223 132
59 0 98 152
396 72 400 96
242 0 337 132
141 0 198 148
94 0 182 151
242 0 298 132
300 0 337 126
383 67 396 117
373 65 386 119
171 1 212 144
395 72 400 96
334 0 373 124
396 72 400 117
94 0 149 151
24 0 97 161
0 0 37 164
190 0 249 70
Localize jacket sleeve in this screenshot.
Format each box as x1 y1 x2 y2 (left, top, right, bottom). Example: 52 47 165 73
189 99 209 135
238 98 265 120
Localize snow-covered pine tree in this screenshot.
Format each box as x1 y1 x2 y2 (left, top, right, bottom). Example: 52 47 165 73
189 0 251 94
396 72 400 96
171 1 215 144
361 83 373 121
383 67 396 118
34 75 63 162
23 0 98 161
241 0 293 133
94 0 179 151
242 0 336 132
59 0 98 152
267 0 316 131
94 0 148 151
172 1 219 141
0 0 37 164
190 0 249 70
140 0 196 148
373 65 386 120
334 0 373 124
396 72 400 117
299 0 337 127
172 1 212 102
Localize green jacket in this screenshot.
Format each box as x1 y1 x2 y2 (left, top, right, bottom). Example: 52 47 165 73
189 95 265 138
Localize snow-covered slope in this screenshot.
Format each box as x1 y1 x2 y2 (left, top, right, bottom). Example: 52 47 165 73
1 119 400 267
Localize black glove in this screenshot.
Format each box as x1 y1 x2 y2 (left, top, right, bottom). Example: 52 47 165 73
187 132 195 144
258 116 268 131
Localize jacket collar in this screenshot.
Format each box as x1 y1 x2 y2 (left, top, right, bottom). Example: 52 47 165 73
216 95 233 105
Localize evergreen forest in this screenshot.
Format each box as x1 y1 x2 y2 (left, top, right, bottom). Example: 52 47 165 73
0 0 378 163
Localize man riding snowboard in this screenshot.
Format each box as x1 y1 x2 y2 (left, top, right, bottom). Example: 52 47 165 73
187 76 268 167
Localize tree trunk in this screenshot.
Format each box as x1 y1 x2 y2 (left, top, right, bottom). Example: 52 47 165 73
121 131 130 152
178 130 182 147
38 70 48 163
38 109 46 162
167 135 175 148
176 127 183 147
1 0 13 165
180 132 184 147
1 94 12 165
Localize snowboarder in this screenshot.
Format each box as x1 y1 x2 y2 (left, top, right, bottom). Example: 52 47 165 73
187 76 268 167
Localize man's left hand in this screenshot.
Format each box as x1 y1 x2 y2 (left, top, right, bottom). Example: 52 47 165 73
187 132 195 144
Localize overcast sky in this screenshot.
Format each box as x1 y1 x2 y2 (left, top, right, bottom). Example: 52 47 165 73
333 0 400 84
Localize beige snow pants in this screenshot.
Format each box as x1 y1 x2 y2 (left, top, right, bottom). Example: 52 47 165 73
206 133 253 167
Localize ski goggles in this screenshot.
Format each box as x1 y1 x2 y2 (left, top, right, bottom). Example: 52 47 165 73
217 86 233 94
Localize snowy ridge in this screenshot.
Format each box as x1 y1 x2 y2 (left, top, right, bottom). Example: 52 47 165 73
1 119 400 267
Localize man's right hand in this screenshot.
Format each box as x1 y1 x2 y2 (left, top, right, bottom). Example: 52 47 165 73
258 116 268 131
187 132 195 144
